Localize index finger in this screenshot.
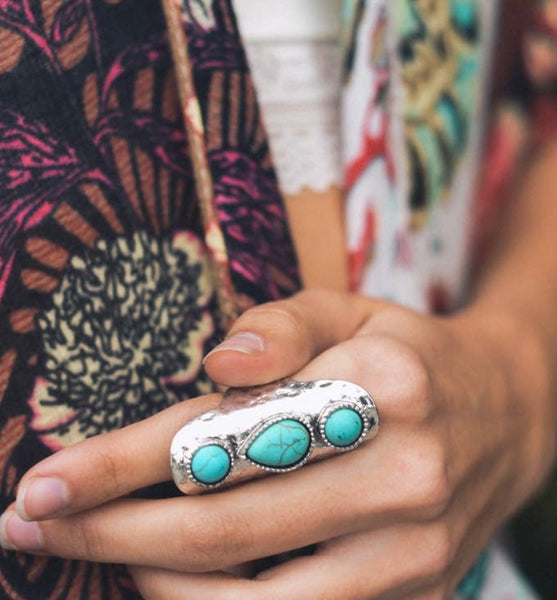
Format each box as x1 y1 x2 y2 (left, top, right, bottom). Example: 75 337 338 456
16 292 387 522
15 393 221 521
15 323 421 523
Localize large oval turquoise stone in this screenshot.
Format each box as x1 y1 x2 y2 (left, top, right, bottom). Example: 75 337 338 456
324 408 363 447
191 444 231 485
247 419 310 468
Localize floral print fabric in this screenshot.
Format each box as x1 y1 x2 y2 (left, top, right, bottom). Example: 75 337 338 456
0 0 555 599
342 1 555 598
0 1 299 598
342 0 497 312
342 0 556 317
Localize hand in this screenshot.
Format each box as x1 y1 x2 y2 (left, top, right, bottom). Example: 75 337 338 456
0 291 553 600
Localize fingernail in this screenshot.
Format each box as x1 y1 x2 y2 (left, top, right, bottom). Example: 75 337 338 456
0 511 43 552
16 477 69 521
203 332 265 362
0 510 16 550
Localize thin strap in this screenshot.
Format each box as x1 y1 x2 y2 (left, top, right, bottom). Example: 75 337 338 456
162 0 238 330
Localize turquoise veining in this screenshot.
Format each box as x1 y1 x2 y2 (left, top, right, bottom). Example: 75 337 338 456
191 444 231 485
246 419 311 468
324 408 363 447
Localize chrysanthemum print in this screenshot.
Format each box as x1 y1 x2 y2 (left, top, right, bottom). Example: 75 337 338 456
0 1 299 598
29 231 215 450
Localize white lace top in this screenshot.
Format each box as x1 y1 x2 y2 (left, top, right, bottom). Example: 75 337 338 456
234 0 343 195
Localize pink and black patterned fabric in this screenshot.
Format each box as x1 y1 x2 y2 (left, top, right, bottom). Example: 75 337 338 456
1 0 555 598
0 1 299 598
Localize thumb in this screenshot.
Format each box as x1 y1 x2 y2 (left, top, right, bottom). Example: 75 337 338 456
203 290 385 387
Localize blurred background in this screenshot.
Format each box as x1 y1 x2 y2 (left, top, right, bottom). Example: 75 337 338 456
484 2 557 598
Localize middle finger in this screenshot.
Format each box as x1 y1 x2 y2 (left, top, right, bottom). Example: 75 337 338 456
1 426 433 570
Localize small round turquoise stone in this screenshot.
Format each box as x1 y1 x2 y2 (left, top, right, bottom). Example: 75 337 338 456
324 408 363 447
247 419 310 468
190 444 231 485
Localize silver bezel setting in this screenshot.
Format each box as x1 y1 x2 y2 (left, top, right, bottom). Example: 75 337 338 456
185 438 235 489
237 413 315 473
318 401 371 451
170 379 380 494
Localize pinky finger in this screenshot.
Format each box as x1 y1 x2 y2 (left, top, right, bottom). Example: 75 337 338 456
130 524 455 600
130 566 448 600
129 567 254 600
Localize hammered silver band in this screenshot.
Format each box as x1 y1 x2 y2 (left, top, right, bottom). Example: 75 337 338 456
170 379 379 494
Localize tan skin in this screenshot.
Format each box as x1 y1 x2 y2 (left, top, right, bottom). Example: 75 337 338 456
283 184 348 291
0 143 555 599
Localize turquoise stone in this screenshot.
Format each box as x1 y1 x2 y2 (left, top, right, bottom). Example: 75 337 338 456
324 408 363 447
191 444 231 485
247 419 310 468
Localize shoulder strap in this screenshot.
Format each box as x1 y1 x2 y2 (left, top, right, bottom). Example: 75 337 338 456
162 0 238 330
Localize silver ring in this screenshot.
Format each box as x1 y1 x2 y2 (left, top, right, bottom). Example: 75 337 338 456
170 379 379 494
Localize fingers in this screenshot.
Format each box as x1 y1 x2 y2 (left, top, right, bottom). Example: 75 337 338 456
14 291 390 524
4 294 459 578
293 333 437 424
15 323 420 524
204 290 385 387
13 325 447 537
15 394 221 521
130 525 452 600
14 290 379 522
247 525 452 600
130 568 252 600
1 420 455 569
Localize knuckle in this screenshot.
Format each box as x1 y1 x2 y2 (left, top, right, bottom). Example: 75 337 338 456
238 301 306 338
220 510 254 558
177 517 216 571
181 508 253 571
402 435 452 517
95 438 126 495
422 524 455 580
401 349 434 420
383 342 435 422
71 514 106 560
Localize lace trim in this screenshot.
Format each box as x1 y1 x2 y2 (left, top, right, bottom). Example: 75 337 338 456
244 41 343 195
